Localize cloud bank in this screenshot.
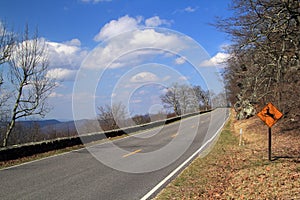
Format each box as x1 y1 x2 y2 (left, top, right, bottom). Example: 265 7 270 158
83 15 188 69
94 15 171 42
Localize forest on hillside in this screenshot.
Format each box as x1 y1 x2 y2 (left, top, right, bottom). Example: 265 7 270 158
216 0 299 131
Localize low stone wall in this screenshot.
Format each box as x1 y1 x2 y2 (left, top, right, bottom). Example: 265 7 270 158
0 110 212 162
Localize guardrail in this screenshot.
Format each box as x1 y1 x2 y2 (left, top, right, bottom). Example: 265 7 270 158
0 110 212 162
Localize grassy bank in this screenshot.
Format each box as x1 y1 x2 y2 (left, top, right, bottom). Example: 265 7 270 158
156 112 300 199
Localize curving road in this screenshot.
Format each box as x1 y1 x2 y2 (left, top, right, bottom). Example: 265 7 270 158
0 108 229 200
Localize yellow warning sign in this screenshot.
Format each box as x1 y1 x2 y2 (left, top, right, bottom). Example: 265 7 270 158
257 102 283 127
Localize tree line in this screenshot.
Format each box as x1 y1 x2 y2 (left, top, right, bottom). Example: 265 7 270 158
160 83 211 115
0 82 218 145
97 83 228 131
215 0 299 131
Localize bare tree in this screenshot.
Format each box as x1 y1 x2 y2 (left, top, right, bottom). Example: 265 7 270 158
0 21 14 67
178 84 199 114
2 26 56 147
215 0 300 126
212 92 228 108
0 21 16 142
160 83 209 115
0 21 15 118
98 102 128 131
193 86 211 110
160 83 182 115
132 114 151 125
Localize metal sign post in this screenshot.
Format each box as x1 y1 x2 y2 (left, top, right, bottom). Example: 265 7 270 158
239 128 243 146
268 127 272 161
257 102 283 161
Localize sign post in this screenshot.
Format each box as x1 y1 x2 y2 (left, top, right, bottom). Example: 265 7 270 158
268 127 271 161
257 102 283 161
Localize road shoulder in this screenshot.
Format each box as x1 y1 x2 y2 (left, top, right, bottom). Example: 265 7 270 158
155 110 300 199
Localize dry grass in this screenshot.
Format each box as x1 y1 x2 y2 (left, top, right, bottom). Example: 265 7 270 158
155 110 300 199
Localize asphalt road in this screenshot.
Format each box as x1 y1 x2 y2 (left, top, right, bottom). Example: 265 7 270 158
0 108 229 200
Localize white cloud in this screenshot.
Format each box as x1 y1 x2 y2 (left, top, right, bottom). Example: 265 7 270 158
162 75 171 81
179 76 188 81
49 92 64 98
10 37 87 92
130 72 158 83
46 68 77 81
184 6 198 13
199 52 230 67
46 38 88 69
145 16 171 27
175 56 186 65
84 28 188 69
64 38 81 47
10 38 48 67
219 43 231 51
94 15 141 42
47 41 79 54
93 15 171 42
173 6 198 14
130 29 178 47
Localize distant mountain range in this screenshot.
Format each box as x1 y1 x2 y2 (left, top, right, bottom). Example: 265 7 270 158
17 119 62 128
0 112 170 138
13 119 103 136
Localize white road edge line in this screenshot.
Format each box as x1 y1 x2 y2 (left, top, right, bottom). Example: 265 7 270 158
140 114 229 200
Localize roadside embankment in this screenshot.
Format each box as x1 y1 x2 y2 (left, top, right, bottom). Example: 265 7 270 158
156 110 300 199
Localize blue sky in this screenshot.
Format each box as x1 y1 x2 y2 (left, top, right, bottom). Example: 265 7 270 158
0 0 232 120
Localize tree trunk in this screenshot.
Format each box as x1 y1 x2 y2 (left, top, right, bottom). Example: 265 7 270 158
2 119 15 147
2 79 25 147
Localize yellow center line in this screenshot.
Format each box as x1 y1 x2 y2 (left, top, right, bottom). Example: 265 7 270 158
171 133 177 138
122 149 142 158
